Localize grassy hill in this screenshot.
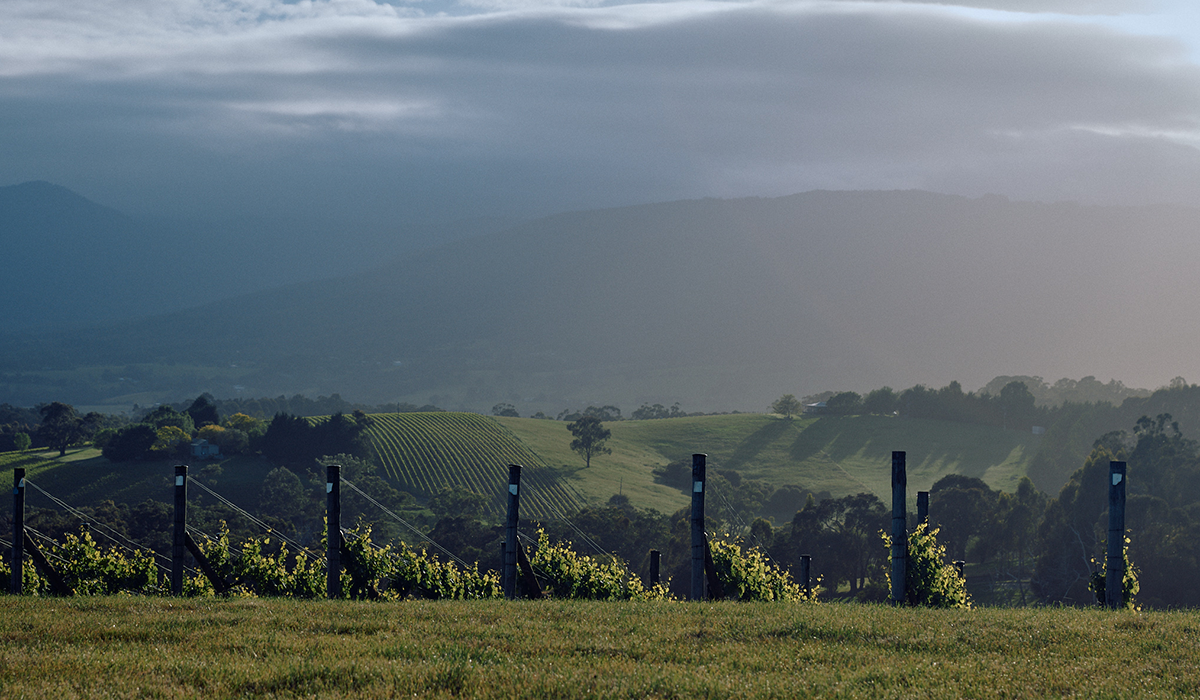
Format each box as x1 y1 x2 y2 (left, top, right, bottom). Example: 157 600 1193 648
0 411 1038 523
369 412 585 519
495 413 1039 512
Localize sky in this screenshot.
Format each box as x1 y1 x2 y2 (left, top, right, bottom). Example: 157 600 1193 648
4 0 1200 228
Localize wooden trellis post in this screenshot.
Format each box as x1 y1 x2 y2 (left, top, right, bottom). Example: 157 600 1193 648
22 530 72 596
800 554 811 597
649 550 661 587
184 533 231 595
327 464 342 599
11 468 24 595
917 491 929 525
1106 460 1127 610
503 464 521 599
690 453 706 601
890 451 907 605
172 465 188 595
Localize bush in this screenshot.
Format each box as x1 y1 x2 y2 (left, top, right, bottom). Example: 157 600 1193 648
102 424 158 462
1088 537 1140 609
530 529 651 600
0 555 47 595
51 529 161 596
386 540 502 600
885 522 969 608
707 538 815 602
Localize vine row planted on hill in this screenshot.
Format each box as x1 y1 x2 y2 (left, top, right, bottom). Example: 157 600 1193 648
367 412 583 519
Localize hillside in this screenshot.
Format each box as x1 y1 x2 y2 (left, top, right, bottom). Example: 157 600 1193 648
3 412 1038 525
368 412 585 519
4 189 1200 412
0 181 514 337
495 413 1037 512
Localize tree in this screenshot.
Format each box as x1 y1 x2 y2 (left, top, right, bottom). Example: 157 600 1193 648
224 412 265 435
825 391 863 415
632 403 685 420
491 403 520 418
258 466 310 524
998 380 1037 430
862 387 898 415
770 394 801 419
38 402 83 456
429 486 488 520
559 405 623 422
143 405 194 434
186 393 220 427
13 432 31 451
789 492 888 595
929 474 996 562
102 424 158 462
151 425 189 457
567 416 611 469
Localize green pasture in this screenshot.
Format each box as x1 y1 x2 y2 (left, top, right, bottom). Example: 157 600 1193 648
0 411 1038 520
0 597 1189 698
496 414 1039 511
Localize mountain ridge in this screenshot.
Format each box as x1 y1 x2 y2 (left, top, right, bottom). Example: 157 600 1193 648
3 188 1199 412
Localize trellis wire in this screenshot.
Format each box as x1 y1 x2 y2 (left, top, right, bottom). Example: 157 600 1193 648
24 479 174 571
188 476 324 563
341 478 469 568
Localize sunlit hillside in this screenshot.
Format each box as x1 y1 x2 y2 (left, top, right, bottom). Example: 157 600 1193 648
494 413 1038 512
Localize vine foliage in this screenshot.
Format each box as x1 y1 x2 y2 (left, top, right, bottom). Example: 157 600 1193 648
1088 537 1140 610
885 522 970 608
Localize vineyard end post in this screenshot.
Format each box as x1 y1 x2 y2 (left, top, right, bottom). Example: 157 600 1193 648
11 468 24 595
172 464 188 596
1106 460 1127 610
327 464 342 599
504 464 522 599
890 451 907 605
690 453 706 601
917 491 929 525
649 549 660 587
800 554 811 597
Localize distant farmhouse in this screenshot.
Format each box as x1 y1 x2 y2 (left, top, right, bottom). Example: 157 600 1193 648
190 439 221 460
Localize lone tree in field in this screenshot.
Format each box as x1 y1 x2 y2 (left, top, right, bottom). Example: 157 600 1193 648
771 394 802 419
567 415 612 469
38 401 85 456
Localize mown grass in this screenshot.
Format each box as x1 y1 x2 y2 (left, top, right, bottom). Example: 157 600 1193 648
0 597 1194 698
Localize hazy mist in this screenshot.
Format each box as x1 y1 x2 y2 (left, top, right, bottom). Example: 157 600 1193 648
5 1 1200 410
5 189 1200 413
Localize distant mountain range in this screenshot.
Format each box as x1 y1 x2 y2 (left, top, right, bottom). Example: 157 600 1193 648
0 180 516 333
3 186 1200 412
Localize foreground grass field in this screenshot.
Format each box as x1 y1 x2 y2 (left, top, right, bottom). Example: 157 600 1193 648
0 597 1193 698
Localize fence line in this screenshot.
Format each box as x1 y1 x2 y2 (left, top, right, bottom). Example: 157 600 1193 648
341 478 469 568
187 476 324 563
23 479 174 572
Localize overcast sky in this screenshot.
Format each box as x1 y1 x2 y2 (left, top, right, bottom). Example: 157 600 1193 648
4 0 1200 226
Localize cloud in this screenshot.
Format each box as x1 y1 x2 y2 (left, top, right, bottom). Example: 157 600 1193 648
2 0 1200 222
